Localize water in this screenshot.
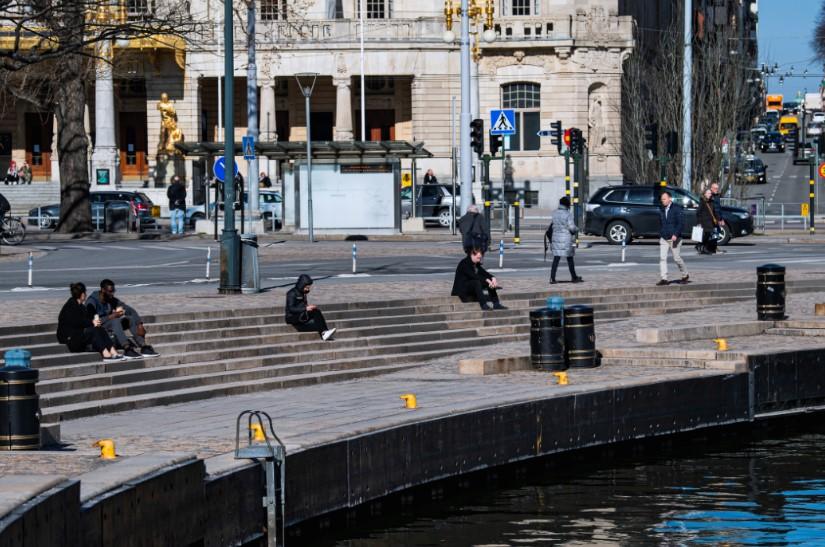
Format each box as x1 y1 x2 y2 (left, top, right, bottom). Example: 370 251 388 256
291 416 825 546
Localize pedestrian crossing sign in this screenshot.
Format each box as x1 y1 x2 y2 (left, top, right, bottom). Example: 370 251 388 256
242 135 255 160
490 109 516 136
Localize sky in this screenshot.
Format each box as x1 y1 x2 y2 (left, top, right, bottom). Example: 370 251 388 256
758 0 823 100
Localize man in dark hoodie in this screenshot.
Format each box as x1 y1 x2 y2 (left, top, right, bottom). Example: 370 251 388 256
284 274 336 340
451 247 507 310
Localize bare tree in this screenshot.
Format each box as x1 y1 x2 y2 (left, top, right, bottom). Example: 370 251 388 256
812 0 825 63
0 0 197 232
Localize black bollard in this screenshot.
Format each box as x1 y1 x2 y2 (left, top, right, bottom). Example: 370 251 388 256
564 305 598 368
756 264 786 320
530 308 566 371
0 349 40 450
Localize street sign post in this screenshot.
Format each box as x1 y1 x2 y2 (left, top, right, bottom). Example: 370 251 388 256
490 109 516 136
243 135 256 161
213 156 240 183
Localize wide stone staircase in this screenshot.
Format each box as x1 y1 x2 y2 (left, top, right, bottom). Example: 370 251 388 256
2 181 61 216
1 280 822 425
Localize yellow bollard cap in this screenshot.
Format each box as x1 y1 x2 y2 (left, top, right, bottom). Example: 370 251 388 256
400 393 417 409
94 439 117 460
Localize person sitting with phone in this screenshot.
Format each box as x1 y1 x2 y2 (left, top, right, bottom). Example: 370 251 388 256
85 279 160 359
57 282 122 362
451 247 507 310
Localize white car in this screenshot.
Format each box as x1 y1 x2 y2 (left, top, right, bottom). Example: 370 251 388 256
812 112 825 124
808 122 823 137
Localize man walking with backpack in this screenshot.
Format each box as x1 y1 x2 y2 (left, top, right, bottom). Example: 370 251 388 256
458 204 490 254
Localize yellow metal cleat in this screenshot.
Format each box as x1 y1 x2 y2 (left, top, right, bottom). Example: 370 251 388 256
400 393 418 409
250 423 266 442
94 439 117 460
714 338 729 351
552 371 569 385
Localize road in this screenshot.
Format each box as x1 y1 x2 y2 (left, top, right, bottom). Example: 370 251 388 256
2 236 825 300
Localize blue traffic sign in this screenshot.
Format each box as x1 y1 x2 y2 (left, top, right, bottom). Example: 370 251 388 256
242 135 255 161
213 156 240 182
537 130 553 137
490 109 516 136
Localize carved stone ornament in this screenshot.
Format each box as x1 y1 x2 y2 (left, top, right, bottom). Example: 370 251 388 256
513 50 526 64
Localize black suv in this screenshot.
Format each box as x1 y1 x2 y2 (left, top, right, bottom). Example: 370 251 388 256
29 191 156 231
760 132 785 153
584 185 753 245
735 156 767 184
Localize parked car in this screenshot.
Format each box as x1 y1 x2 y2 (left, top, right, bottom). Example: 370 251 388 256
735 156 767 184
401 184 471 227
29 191 156 231
760 131 785 153
808 122 824 137
812 111 825 124
750 126 767 144
584 185 753 246
186 190 282 229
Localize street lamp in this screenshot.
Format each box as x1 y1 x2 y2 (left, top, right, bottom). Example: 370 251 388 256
295 73 318 243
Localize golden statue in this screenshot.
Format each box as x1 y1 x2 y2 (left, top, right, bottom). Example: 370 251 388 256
157 92 184 155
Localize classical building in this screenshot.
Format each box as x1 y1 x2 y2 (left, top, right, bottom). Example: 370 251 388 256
0 0 634 211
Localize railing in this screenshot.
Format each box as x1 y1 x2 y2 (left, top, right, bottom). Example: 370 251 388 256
722 198 810 232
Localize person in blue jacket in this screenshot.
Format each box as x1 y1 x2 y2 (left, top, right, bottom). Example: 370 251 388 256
657 191 690 286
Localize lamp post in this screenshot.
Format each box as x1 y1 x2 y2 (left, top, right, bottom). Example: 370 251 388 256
443 0 495 216
246 0 259 222
219 0 239 293
296 73 318 242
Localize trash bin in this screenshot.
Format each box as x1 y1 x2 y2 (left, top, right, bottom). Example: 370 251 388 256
240 233 260 294
757 264 786 320
546 296 565 311
564 305 598 368
1 349 40 451
529 308 566 371
104 201 131 233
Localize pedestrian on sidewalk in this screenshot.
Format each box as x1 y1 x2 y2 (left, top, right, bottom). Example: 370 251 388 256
285 274 336 341
423 169 438 184
167 175 187 235
696 188 719 255
710 182 727 254
85 279 160 359
657 191 689 286
547 196 583 284
451 247 507 310
57 282 122 362
458 204 490 253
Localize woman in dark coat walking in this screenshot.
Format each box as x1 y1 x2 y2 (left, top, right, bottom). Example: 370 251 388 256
696 188 719 255
56 282 121 361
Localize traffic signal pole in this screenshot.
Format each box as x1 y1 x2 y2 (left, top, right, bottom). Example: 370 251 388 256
811 141 817 235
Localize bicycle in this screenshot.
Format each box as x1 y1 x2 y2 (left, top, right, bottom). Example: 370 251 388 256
1 211 26 245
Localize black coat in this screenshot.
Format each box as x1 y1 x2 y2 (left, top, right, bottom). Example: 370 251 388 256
56 297 93 345
457 212 490 251
697 198 718 231
451 256 493 298
284 274 313 324
167 182 187 211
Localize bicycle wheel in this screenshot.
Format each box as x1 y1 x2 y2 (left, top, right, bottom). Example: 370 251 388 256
1 218 25 245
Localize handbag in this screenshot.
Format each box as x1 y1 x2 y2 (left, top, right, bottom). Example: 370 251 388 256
691 225 703 242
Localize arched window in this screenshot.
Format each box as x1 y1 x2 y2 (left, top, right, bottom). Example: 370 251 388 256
501 82 540 151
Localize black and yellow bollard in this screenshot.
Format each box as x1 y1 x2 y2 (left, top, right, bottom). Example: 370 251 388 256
484 200 491 236
513 200 520 245
563 305 599 368
756 264 786 320
530 308 566 371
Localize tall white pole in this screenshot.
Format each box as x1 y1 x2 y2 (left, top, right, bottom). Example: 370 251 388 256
360 1 366 140
459 0 472 216
246 0 259 220
682 0 693 190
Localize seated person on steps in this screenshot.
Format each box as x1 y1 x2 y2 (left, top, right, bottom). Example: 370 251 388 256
284 274 336 341
57 282 122 362
85 279 159 359
451 247 508 311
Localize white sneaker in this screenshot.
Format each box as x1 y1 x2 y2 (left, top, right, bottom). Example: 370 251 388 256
321 328 337 341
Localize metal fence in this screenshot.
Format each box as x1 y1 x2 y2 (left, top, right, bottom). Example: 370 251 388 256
721 197 809 232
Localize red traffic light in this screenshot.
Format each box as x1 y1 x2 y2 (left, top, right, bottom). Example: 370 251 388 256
563 128 572 147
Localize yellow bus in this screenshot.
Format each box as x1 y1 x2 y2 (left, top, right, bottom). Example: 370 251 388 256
766 94 783 111
778 115 799 140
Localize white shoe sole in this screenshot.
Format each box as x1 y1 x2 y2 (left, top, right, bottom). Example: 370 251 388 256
322 328 337 341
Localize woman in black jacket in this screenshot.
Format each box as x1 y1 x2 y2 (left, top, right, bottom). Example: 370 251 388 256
56 282 121 361
696 188 719 255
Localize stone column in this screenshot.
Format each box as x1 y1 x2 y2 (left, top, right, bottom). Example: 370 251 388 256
333 77 353 141
90 41 119 188
260 82 276 177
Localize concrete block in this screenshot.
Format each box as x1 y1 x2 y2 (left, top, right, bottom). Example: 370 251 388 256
40 423 60 447
458 356 532 375
402 217 426 233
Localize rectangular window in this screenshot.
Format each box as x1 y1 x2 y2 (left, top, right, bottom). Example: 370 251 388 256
261 0 287 20
357 0 390 19
522 112 540 151
127 0 154 19
511 0 531 16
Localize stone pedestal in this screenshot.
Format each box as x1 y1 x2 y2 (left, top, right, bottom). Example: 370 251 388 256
91 46 120 187
333 77 353 141
153 153 186 187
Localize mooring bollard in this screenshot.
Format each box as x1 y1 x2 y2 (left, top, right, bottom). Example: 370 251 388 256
498 239 504 269
1 349 40 450
27 252 33 287
206 247 212 280
352 243 357 274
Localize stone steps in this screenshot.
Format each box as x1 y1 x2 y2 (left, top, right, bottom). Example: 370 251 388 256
2 182 60 215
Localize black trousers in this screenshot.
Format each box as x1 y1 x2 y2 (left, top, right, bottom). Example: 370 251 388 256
290 309 329 334
551 256 578 280
456 280 500 309
66 327 112 353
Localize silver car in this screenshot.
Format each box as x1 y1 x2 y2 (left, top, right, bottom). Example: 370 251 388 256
401 184 467 227
186 190 282 228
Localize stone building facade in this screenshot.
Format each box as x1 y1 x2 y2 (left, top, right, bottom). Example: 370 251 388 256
1 0 634 209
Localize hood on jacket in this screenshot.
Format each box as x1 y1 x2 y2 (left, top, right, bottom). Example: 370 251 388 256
295 274 313 292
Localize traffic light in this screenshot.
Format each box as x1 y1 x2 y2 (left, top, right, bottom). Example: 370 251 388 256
569 127 585 155
665 131 679 156
490 134 503 156
470 118 484 158
550 120 563 154
644 123 658 156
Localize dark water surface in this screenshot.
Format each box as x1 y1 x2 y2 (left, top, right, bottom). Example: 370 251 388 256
291 416 825 546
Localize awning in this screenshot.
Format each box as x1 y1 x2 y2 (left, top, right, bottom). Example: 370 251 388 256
175 140 433 160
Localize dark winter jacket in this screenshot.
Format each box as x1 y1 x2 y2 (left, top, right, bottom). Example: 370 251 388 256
659 202 684 240
697 197 718 231
0 192 9 216
423 173 438 184
457 212 490 252
56 297 93 345
167 182 187 211
451 256 493 298
711 192 723 220
284 274 313 325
